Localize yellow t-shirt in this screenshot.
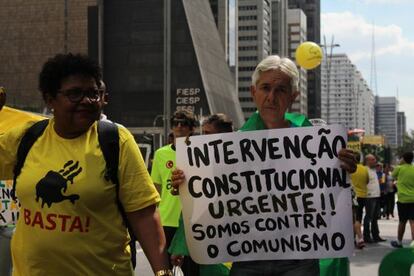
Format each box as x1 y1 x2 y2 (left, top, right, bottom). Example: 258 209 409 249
351 164 369 198
0 119 160 276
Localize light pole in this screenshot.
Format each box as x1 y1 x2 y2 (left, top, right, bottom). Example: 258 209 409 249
163 0 171 144
152 114 164 150
321 35 340 124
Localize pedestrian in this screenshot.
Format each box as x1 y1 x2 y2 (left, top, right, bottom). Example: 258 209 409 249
384 165 396 219
390 151 414 248
376 163 387 218
350 151 369 249
151 110 198 274
363 154 386 243
0 53 171 276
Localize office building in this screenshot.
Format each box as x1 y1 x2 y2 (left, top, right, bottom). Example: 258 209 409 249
238 0 272 119
286 8 307 114
288 0 321 119
271 0 288 57
90 0 244 134
375 96 398 147
397 111 406 147
322 53 374 133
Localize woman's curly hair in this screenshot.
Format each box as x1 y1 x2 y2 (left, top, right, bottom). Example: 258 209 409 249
38 53 102 100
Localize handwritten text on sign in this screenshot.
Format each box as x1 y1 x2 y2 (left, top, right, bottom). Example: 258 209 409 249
0 180 19 226
176 125 353 264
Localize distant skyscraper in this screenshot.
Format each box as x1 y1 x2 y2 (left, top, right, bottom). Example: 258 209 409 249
237 0 272 119
209 0 236 65
288 0 321 119
375 96 398 147
286 8 307 114
322 53 374 132
397 111 406 147
209 0 238 90
355 71 375 134
271 0 288 57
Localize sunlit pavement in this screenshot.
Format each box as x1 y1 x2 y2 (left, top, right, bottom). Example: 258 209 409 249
134 217 414 275
350 217 414 276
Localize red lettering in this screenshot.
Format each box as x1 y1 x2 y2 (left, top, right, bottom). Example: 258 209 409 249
69 216 83 232
58 214 71 231
31 211 44 229
21 210 90 233
45 214 57 230
24 208 31 225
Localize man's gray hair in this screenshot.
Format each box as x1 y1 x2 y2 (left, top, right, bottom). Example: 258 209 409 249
251 55 299 91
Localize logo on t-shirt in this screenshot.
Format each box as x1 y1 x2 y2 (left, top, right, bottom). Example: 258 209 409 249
35 160 82 208
166 160 174 169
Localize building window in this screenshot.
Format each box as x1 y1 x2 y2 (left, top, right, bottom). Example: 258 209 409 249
238 66 256 71
238 46 258 51
239 97 252 102
239 77 251 82
239 15 257 20
239 5 257 10
239 56 257 61
243 107 257 112
238 25 258 31
239 36 258 41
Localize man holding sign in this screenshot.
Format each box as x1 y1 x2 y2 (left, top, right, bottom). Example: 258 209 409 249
173 55 357 276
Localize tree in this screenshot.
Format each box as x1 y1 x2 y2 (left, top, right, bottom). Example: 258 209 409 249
396 130 414 157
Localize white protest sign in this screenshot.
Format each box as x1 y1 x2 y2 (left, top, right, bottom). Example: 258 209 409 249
0 180 19 226
176 125 353 264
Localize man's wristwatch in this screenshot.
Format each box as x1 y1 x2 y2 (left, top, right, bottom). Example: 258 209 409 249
155 269 173 276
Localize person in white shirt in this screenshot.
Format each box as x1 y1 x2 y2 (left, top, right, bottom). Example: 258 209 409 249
363 154 386 243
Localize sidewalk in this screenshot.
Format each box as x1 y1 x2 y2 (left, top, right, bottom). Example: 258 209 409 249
350 217 414 276
135 217 413 275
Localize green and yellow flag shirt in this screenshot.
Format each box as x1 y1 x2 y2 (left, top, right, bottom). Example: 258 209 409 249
392 164 414 203
151 144 182 227
0 119 160 276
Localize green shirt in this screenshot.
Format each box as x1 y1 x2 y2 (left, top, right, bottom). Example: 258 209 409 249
392 164 414 203
151 144 182 227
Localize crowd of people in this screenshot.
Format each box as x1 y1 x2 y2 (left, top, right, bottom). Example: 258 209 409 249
0 52 413 276
350 151 414 250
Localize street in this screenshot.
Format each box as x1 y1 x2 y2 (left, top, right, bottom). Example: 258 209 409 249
134 217 414 275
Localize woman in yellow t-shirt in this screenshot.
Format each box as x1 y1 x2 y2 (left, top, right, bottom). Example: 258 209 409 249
0 54 171 276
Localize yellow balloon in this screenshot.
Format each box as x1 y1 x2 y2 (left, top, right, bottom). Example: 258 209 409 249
295 42 323 70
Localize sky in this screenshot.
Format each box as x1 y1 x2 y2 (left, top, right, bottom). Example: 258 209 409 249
321 0 414 131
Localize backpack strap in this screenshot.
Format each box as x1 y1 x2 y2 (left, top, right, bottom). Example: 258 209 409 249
97 120 137 268
12 119 49 200
97 120 120 185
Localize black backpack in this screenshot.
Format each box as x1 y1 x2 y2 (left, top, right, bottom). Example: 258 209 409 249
12 119 137 268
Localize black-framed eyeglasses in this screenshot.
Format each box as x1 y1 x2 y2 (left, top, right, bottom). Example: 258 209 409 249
172 119 191 127
58 88 104 103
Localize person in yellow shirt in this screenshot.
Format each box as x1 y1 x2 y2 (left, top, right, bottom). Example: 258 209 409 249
0 53 171 276
350 152 369 248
